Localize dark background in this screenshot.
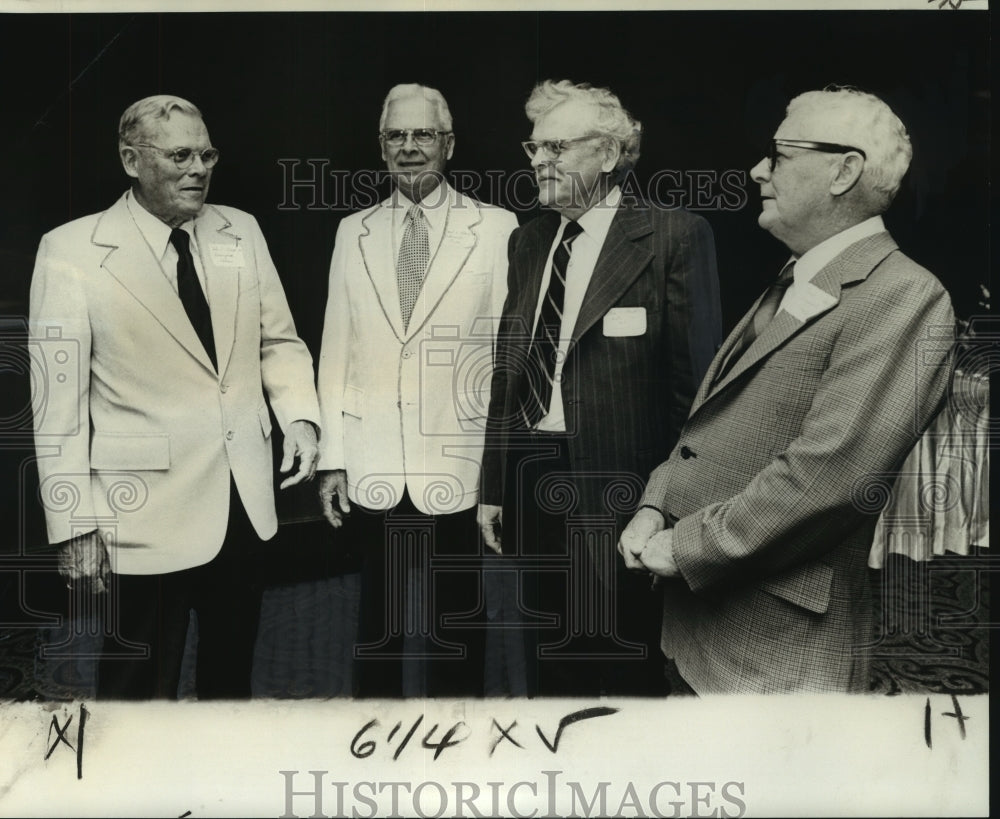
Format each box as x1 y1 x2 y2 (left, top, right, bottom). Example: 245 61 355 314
0 10 990 571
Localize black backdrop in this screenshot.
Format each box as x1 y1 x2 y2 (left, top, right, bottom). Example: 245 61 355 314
0 9 990 562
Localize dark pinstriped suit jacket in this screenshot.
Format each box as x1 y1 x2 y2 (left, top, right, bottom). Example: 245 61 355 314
482 200 722 544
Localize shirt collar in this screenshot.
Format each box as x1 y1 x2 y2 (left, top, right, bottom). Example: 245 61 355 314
567 184 623 244
791 215 886 284
126 189 196 258
390 182 452 234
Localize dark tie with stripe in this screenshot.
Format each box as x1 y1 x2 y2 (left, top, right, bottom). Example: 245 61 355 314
519 219 584 427
715 260 795 383
169 228 217 371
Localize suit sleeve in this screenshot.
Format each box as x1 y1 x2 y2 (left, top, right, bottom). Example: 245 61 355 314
664 214 722 449
645 269 955 593
316 219 352 470
29 233 97 545
250 215 322 433
480 226 524 507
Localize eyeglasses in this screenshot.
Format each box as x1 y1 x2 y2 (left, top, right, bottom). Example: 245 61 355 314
131 143 221 169
767 139 866 172
380 129 452 147
521 134 602 160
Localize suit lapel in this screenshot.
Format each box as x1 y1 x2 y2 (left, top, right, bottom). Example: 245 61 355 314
358 201 404 340
692 231 900 413
194 205 241 377
93 193 216 372
404 187 483 339
517 212 561 339
570 203 654 348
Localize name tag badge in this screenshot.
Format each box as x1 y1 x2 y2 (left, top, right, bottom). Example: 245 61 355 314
603 306 647 337
209 243 246 268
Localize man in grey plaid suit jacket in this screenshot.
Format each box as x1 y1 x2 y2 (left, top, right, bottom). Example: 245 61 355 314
620 86 955 694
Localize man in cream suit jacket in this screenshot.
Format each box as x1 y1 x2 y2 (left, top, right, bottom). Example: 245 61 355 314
620 86 955 694
317 83 517 697
30 95 322 699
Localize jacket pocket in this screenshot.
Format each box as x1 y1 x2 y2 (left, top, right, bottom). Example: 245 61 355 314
343 385 364 418
759 561 833 614
91 433 170 470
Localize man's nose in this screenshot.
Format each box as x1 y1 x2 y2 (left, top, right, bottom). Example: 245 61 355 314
530 146 552 169
749 157 770 183
187 153 208 175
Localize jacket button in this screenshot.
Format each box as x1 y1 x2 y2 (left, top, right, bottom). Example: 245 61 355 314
680 445 696 459
220 384 228 393
226 430 234 440
402 350 412 359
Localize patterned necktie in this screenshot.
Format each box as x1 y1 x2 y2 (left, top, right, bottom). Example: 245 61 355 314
169 228 217 371
397 204 430 331
715 260 795 382
519 219 584 427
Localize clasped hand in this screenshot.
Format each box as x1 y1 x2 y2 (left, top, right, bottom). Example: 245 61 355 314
617 507 679 578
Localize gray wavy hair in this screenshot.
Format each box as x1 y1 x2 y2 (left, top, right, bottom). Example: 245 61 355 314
379 83 453 132
118 95 203 149
786 85 912 212
526 79 642 175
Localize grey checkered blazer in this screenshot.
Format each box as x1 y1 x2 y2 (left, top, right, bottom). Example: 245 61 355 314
640 231 955 694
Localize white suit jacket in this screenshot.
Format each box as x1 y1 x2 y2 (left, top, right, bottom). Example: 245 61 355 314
30 192 321 575
317 185 517 514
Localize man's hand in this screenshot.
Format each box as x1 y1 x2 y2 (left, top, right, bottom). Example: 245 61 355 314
638 528 680 578
279 419 320 489
318 469 351 528
58 530 109 594
618 506 666 570
478 504 503 554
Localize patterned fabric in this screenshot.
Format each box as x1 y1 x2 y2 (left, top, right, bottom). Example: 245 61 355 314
169 228 217 371
715 260 794 382
518 219 584 426
396 205 429 330
639 232 956 694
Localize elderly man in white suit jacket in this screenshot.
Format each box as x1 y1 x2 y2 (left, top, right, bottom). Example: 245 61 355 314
30 95 322 699
317 83 517 697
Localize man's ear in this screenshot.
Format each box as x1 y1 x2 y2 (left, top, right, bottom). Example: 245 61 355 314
445 134 455 162
120 146 140 180
830 152 865 196
600 138 621 174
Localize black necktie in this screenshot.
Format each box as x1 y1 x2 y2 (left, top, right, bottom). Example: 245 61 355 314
519 219 584 427
169 228 217 371
715 261 795 382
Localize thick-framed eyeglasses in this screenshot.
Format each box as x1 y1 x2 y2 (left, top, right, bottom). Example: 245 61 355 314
380 129 452 147
131 143 221 169
767 139 866 172
521 134 602 160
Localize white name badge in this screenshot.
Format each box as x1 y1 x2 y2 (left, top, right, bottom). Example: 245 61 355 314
209 243 246 268
602 306 647 337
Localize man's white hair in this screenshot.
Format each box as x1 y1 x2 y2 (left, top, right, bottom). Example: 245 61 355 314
379 83 453 133
119 95 203 149
526 79 642 175
786 85 912 212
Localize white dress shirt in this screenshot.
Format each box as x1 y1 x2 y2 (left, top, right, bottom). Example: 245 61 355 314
779 215 886 314
532 185 623 432
388 183 450 273
126 189 209 300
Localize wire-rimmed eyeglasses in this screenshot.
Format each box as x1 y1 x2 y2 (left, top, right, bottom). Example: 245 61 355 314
380 129 452 147
521 134 602 160
130 144 220 170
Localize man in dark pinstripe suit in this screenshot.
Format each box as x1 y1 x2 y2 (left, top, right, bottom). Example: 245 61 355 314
620 86 955 694
479 80 722 696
